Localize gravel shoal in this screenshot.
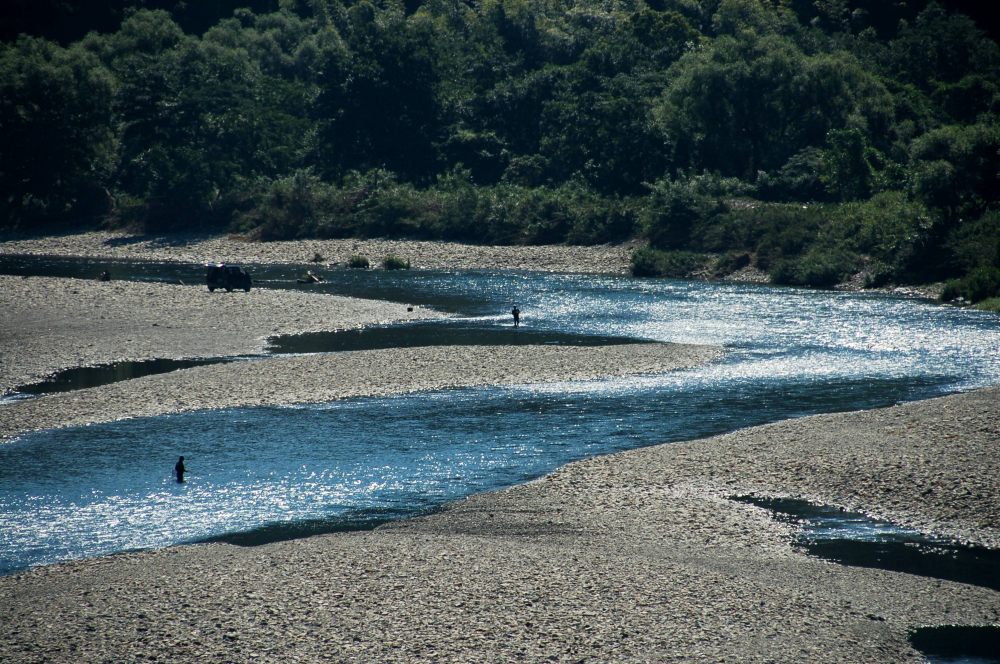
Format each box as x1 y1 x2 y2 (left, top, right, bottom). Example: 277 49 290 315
0 342 719 440
0 275 443 395
0 389 997 663
0 273 719 440
0 231 636 274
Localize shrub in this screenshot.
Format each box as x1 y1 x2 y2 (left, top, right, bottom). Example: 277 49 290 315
826 192 936 282
347 254 370 269
770 247 859 288
231 170 336 240
713 251 751 277
382 254 410 270
706 204 826 267
640 177 725 250
941 266 1000 303
631 247 709 278
974 297 1000 312
862 260 895 288
944 210 1000 275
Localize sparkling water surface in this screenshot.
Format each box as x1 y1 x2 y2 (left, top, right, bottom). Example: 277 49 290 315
1 264 998 575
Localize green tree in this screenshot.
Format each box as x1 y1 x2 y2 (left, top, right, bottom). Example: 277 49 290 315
910 121 1000 219
309 3 444 182
640 175 734 249
654 33 892 179
538 70 668 195
888 3 1000 94
0 37 116 230
113 15 264 230
819 128 883 201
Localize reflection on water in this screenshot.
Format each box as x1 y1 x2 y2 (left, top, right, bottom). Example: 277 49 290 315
1 256 999 574
0 373 966 575
733 496 1000 591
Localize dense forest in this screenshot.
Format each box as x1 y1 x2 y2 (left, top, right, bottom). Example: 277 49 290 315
1 0 998 303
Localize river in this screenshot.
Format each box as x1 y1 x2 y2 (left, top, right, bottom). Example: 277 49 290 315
1 258 998 575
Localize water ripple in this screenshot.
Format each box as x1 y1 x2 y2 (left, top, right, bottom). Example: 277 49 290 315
2 271 998 574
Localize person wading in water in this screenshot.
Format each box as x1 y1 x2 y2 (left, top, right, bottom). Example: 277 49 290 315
175 456 186 483
511 305 521 328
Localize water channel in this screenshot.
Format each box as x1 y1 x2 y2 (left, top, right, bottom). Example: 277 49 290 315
1 255 998 581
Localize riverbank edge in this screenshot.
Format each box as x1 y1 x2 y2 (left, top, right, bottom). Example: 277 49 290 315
0 230 947 299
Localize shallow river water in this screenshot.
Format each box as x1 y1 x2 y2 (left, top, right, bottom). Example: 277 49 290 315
1 260 998 576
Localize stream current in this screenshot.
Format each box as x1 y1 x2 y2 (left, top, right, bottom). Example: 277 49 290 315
1 257 998 575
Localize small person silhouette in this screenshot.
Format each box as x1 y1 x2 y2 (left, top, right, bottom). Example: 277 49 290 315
511 306 521 328
175 456 186 483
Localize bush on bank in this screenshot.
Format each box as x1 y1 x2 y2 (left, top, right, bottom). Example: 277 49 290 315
232 170 640 247
631 248 710 279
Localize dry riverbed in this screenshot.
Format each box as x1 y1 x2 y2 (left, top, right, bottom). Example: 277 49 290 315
0 274 443 396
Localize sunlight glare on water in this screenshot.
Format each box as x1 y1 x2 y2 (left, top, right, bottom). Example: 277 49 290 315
1 271 998 574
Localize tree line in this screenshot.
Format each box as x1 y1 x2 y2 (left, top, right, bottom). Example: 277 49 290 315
1 0 998 303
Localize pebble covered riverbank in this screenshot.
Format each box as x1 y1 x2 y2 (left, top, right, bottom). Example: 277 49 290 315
0 274 444 396
0 230 637 274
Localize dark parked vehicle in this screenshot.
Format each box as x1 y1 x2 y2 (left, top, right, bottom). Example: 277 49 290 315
206 263 252 292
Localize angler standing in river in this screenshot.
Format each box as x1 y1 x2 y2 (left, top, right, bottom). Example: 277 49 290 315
175 456 186 483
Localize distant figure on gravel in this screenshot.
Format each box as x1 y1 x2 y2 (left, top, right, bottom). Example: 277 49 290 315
175 456 186 484
511 306 521 328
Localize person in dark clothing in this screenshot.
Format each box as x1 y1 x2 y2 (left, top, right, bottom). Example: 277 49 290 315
511 306 521 328
175 456 186 483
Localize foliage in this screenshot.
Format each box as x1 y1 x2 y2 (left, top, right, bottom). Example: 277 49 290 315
232 170 336 240
1 0 998 293
0 37 116 230
630 247 709 278
941 267 1000 304
713 250 752 277
769 246 859 288
382 254 410 270
347 254 370 269
825 192 936 282
944 209 1000 275
640 174 745 250
973 297 1000 312
653 34 893 181
700 203 826 269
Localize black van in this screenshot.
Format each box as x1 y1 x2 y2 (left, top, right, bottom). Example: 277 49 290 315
206 263 252 292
